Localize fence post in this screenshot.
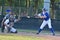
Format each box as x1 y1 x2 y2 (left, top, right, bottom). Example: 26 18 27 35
44 0 50 13
2 0 5 16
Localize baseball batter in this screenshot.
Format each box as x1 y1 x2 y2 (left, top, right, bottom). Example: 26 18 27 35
36 8 55 36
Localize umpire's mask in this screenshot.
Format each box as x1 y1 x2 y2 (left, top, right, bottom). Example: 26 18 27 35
9 15 15 22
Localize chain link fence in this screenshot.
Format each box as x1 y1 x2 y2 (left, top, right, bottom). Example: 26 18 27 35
0 1 60 31
53 2 60 20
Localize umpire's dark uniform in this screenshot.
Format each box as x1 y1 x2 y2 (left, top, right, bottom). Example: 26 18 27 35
1 13 11 32
1 10 15 33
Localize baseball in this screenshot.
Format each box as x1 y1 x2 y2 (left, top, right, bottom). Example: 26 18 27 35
27 16 30 18
38 13 41 17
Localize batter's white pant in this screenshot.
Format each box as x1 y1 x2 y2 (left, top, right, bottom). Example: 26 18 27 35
40 19 52 29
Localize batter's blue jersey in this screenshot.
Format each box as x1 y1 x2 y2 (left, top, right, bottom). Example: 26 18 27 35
41 12 50 21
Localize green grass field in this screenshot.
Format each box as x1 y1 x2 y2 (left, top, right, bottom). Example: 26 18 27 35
0 29 60 40
0 34 47 40
0 29 44 40
0 29 48 40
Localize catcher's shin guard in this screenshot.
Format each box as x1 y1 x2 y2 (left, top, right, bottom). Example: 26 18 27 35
7 27 11 33
10 30 18 33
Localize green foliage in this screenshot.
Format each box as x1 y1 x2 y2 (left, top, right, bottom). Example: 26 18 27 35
54 0 60 3
0 0 44 16
0 0 5 6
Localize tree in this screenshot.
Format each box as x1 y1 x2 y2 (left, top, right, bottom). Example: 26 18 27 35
50 0 60 19
0 0 44 17
50 0 55 19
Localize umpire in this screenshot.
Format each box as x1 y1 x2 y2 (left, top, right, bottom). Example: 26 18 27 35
1 9 15 33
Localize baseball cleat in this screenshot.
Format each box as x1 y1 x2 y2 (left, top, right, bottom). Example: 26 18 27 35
36 32 39 34
53 33 55 36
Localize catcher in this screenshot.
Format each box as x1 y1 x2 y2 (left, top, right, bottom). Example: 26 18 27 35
4 15 19 33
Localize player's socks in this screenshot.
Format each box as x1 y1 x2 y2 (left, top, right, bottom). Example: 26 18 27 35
36 29 42 34
50 28 55 36
1 26 5 33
